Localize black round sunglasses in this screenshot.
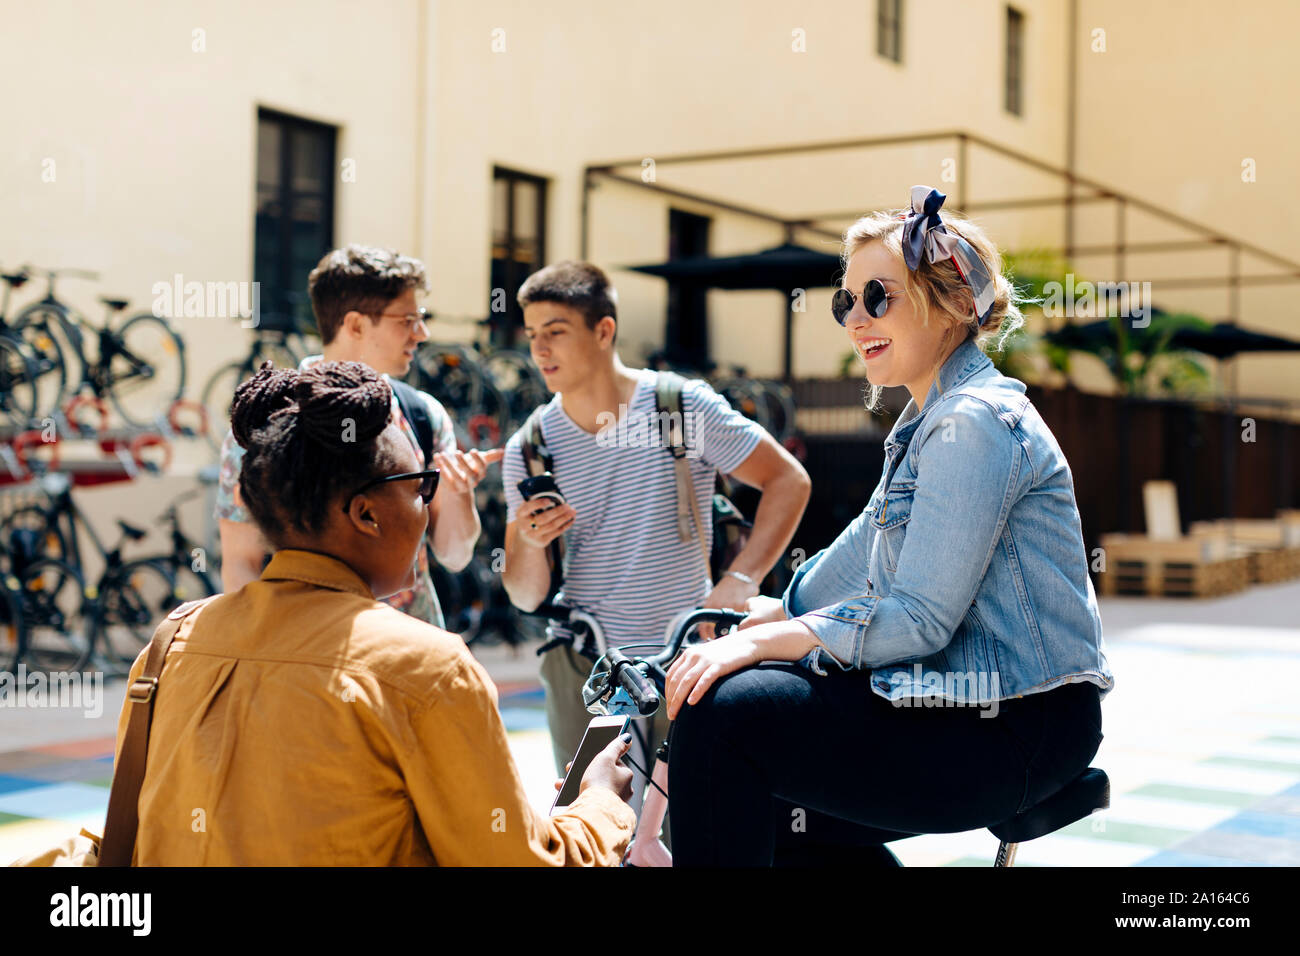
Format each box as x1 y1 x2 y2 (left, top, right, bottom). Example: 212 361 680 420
831 278 903 326
341 469 440 514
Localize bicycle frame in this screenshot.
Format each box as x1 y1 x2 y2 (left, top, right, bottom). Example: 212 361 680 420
18 272 179 407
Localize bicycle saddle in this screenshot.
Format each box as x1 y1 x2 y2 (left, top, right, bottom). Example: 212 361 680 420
2 272 29 287
99 296 130 311
117 519 148 541
988 767 1110 844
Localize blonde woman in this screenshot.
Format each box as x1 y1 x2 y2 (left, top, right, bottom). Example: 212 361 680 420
664 186 1114 867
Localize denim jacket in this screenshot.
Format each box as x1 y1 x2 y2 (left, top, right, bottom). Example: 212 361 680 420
783 335 1114 704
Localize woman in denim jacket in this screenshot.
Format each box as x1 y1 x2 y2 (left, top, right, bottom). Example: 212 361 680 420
664 187 1114 867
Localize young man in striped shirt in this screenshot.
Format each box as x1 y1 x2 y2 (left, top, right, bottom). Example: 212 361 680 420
501 261 811 806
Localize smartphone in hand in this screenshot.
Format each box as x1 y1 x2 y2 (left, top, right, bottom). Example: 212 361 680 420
550 715 630 814
517 472 566 512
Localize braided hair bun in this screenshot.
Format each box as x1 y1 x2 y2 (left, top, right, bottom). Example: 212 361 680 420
229 361 401 542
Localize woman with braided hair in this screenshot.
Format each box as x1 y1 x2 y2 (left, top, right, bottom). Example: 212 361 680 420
111 361 637 865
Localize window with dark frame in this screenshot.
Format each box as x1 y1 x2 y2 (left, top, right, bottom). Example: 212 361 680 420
877 0 903 63
1005 6 1025 116
490 166 548 348
254 108 336 334
664 208 711 370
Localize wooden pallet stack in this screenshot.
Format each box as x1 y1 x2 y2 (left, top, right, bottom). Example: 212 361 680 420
1097 532 1252 598
1189 513 1300 584
1096 480 1259 599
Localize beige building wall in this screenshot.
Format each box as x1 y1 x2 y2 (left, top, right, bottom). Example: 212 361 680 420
3 0 1295 481
427 0 1070 379
1066 0 1300 406
1 0 426 473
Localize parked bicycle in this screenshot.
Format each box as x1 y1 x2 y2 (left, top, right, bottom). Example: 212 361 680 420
199 303 316 450
0 471 218 671
0 543 26 674
0 266 46 429
9 266 187 426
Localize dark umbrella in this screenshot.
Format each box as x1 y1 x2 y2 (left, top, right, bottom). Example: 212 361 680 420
1043 311 1300 360
627 242 843 380
1169 322 1300 359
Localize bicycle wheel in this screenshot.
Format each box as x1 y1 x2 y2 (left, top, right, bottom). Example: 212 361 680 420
0 336 37 429
0 506 68 564
169 558 218 602
412 345 486 418
484 349 547 430
0 576 22 675
106 313 186 427
10 302 71 418
713 377 772 432
256 335 301 372
18 558 93 673
95 559 183 664
200 360 246 451
755 380 798 443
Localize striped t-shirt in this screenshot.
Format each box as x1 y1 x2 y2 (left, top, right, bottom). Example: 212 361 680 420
502 368 765 650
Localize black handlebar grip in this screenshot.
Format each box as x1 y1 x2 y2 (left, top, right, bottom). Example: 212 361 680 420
617 663 661 717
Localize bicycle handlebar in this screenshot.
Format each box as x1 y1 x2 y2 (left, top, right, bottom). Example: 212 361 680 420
648 607 749 667
568 605 752 719
606 648 661 716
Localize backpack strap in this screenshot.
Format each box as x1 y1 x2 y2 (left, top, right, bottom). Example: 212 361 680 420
98 595 221 867
518 406 564 601
390 379 435 467
655 371 712 580
391 379 441 580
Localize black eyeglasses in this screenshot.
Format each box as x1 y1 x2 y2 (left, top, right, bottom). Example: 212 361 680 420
341 469 440 514
831 279 903 326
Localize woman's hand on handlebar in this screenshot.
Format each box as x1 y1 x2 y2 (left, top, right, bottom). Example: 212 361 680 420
737 594 787 630
666 620 823 719
664 633 760 720
515 499 576 550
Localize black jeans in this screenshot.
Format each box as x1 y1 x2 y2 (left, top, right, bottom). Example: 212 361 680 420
668 662 1103 867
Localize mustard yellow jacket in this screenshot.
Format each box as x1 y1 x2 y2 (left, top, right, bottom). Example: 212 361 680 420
113 549 636 865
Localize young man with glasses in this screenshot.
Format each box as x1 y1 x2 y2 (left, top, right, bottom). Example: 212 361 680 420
216 244 501 628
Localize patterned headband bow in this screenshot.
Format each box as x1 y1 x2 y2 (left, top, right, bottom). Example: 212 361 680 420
899 185 996 327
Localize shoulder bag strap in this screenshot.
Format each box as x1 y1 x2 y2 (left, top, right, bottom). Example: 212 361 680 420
98 595 220 867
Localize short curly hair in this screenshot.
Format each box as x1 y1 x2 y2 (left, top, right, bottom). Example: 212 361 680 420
307 244 429 345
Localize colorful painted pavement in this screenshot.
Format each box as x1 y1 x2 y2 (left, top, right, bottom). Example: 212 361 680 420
3 581 1298 866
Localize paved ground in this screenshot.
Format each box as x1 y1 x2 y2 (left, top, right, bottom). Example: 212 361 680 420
3 580 1299 866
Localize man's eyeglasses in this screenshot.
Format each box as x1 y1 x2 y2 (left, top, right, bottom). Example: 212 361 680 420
341 469 440 514
372 308 431 333
831 279 903 326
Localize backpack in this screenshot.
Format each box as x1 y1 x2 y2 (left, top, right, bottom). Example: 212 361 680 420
391 379 449 628
518 370 753 604
391 379 435 466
